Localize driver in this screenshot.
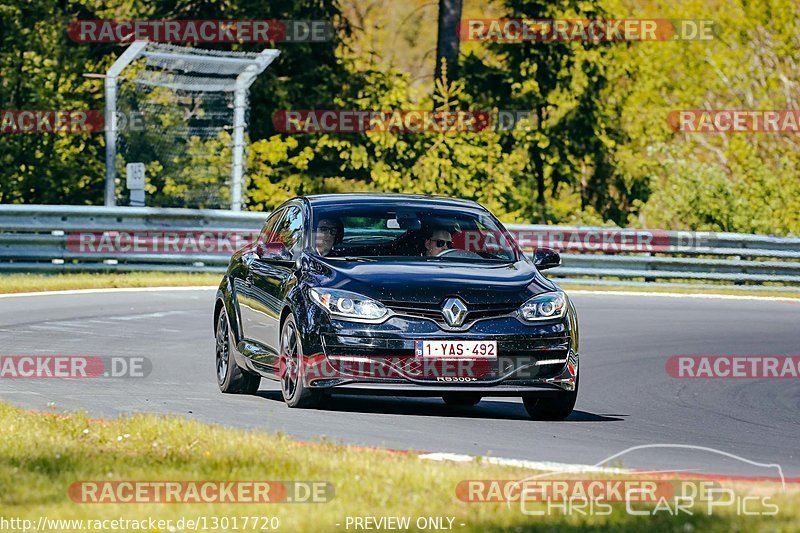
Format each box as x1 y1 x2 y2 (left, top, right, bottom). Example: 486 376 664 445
423 227 453 257
314 217 343 256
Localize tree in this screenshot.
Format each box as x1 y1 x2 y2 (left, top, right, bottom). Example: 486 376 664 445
0 0 133 204
434 0 463 82
462 0 619 224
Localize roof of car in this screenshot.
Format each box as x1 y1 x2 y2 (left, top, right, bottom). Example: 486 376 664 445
302 193 483 209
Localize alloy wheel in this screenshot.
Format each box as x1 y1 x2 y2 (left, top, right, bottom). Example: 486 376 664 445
215 312 229 385
280 322 299 400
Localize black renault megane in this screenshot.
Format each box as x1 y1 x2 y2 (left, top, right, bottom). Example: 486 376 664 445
214 194 579 420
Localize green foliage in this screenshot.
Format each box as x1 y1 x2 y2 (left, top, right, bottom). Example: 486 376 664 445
1 0 798 236
603 0 800 235
0 0 109 204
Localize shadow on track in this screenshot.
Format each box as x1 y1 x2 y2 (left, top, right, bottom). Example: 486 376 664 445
256 390 625 422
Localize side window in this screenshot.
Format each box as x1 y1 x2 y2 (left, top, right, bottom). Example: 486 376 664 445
273 206 304 258
259 209 286 245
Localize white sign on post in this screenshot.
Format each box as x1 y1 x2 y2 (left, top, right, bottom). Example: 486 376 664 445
126 162 146 206
126 162 146 190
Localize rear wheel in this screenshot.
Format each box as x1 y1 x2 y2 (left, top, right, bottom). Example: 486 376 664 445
442 393 482 407
279 315 322 408
523 374 579 420
216 307 260 394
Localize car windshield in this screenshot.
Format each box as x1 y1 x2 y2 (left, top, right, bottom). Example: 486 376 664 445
310 203 518 262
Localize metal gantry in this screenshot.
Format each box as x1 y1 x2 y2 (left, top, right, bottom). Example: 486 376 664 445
104 42 280 210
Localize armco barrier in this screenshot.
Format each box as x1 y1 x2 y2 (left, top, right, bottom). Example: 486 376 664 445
1 205 798 291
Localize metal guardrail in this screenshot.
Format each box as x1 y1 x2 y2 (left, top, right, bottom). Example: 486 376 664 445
1 205 799 291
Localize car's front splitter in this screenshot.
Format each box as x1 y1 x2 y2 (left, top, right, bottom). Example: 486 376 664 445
302 350 579 396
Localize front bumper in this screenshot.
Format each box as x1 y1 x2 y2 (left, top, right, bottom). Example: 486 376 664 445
307 353 579 395
299 313 579 395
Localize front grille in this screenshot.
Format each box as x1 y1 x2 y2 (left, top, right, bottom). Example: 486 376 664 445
382 302 442 321
382 300 519 324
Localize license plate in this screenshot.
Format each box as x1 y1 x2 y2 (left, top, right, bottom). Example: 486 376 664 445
415 340 497 359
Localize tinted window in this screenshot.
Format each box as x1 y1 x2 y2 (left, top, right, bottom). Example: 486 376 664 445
259 209 286 245
273 206 304 258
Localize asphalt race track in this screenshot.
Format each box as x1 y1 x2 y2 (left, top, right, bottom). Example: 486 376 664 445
1 288 799 478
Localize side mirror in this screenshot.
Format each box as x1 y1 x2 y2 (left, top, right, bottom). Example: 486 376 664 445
533 247 561 270
257 242 291 261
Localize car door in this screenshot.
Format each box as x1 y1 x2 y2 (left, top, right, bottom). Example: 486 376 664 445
236 208 286 366
240 205 305 370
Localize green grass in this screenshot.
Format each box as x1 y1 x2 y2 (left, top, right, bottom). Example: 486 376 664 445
0 402 796 532
0 272 220 294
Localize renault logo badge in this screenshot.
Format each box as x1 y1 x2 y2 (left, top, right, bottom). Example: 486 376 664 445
442 297 468 327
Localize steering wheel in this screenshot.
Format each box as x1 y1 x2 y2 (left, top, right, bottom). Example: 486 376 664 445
436 248 460 257
436 248 483 259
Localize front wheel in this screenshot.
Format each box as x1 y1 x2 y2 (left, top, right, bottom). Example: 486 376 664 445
216 307 260 394
279 315 322 408
522 374 578 420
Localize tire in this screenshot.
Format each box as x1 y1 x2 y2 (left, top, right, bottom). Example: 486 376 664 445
522 374 579 421
216 306 260 394
279 315 322 408
442 393 482 407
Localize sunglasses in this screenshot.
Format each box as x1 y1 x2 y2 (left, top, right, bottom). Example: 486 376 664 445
430 239 453 248
316 226 338 236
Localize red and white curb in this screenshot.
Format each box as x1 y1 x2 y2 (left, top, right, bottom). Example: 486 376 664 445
419 452 630 475
418 448 799 486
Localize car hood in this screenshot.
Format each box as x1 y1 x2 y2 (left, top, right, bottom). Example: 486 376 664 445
307 258 556 305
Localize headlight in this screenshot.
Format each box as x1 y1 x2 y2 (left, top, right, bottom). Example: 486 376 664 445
309 288 388 322
519 291 567 322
